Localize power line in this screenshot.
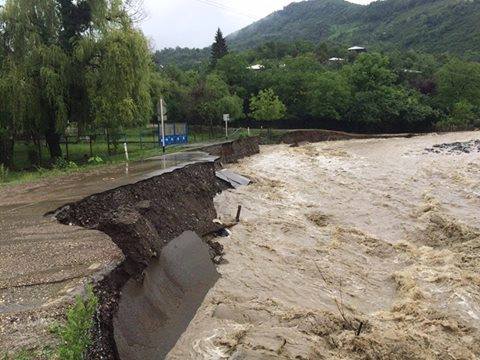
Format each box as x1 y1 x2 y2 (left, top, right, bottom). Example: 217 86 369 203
195 0 257 19
191 0 258 20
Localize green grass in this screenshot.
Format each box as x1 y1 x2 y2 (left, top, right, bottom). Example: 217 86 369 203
53 286 98 360
12 128 160 170
1 286 98 360
1 144 185 186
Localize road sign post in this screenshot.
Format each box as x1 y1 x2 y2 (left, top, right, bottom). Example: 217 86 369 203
157 98 167 154
223 114 230 140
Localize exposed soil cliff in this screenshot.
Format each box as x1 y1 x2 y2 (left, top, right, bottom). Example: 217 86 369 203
55 162 223 359
200 137 260 164
51 137 261 359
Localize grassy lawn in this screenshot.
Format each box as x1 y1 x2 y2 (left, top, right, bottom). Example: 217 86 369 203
0 126 261 186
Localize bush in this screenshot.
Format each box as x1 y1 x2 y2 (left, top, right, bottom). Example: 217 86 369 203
436 100 479 131
54 285 98 360
0 286 98 360
53 158 78 170
87 156 104 165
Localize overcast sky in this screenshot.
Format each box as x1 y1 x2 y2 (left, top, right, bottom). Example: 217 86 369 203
140 0 374 50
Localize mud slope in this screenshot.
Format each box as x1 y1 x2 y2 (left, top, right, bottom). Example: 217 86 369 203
200 137 260 164
168 131 480 359
56 162 224 359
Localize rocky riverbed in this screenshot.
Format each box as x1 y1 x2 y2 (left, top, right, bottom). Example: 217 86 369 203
425 139 480 154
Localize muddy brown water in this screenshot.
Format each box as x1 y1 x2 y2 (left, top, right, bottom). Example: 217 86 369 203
3 132 480 359
168 131 480 359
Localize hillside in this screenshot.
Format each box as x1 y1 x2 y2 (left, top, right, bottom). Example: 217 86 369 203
228 0 361 49
154 0 480 68
228 0 480 55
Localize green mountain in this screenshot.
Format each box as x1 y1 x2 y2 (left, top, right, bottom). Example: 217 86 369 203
228 0 480 55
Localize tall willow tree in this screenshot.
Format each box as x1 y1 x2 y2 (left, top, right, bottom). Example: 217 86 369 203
0 0 70 159
0 0 154 166
80 27 153 133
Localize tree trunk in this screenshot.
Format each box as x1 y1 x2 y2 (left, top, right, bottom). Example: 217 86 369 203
0 136 14 169
45 128 63 159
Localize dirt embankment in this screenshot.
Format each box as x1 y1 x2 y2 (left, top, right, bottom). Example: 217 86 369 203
55 162 224 358
200 137 260 164
279 129 417 145
51 137 260 359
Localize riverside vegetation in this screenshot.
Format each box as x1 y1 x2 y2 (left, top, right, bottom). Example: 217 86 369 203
1 0 480 174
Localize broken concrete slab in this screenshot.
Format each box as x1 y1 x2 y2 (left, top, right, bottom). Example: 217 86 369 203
216 169 251 189
113 231 220 360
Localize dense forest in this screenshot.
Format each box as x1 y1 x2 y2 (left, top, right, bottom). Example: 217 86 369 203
230 0 480 57
155 34 480 135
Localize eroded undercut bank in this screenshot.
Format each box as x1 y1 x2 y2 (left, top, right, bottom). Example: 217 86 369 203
53 137 260 359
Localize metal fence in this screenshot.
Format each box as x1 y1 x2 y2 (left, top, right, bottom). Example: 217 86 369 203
12 124 241 170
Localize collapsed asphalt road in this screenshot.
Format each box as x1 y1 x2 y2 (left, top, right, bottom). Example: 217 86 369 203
0 138 260 358
54 160 226 358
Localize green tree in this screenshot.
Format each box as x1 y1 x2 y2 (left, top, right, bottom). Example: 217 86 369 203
343 52 435 131
215 53 251 96
211 28 228 68
218 95 244 121
249 88 286 121
346 52 397 92
194 73 244 127
0 0 69 161
307 71 352 120
254 54 322 120
82 27 153 133
436 58 480 110
0 0 154 166
436 100 479 131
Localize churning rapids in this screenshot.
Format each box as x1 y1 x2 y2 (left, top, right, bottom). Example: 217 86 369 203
167 131 480 359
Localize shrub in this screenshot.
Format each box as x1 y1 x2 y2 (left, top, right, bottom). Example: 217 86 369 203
55 285 98 360
53 158 78 170
436 100 479 131
87 156 104 165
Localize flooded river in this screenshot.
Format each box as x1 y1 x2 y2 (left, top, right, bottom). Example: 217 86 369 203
168 131 480 359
